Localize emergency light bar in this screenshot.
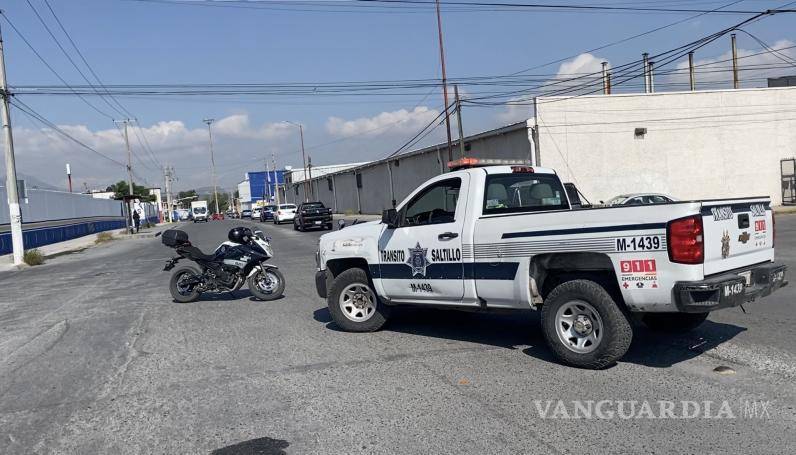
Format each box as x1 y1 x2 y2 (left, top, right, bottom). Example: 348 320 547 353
447 157 533 171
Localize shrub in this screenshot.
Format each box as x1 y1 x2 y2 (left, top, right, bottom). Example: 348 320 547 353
95 232 114 244
23 249 44 266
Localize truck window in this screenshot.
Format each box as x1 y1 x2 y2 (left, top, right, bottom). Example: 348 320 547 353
483 174 568 215
402 178 460 226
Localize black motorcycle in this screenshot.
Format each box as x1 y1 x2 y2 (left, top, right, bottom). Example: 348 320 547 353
161 226 285 302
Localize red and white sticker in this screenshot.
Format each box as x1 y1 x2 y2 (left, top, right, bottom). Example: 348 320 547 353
620 259 659 290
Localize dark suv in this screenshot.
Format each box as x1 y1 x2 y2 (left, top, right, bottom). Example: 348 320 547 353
294 202 333 231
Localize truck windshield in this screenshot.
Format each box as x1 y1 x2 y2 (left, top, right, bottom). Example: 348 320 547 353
483 173 569 215
193 207 206 214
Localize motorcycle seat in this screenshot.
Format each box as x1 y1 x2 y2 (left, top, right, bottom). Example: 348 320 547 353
180 245 217 262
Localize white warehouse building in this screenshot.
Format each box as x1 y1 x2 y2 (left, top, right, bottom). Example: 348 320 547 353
535 86 796 206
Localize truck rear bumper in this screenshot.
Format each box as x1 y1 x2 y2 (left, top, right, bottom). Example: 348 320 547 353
673 262 787 313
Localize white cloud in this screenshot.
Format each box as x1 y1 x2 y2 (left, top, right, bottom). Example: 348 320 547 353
498 53 610 123
670 39 796 87
213 114 293 140
325 106 441 137
556 53 607 78
6 114 292 191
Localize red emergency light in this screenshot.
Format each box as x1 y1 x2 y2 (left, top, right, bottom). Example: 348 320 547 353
447 157 533 171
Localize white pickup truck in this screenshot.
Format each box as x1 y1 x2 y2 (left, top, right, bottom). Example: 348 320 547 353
314 158 787 368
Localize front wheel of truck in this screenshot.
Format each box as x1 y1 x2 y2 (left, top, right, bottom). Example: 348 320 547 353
541 279 633 369
327 268 390 332
641 312 709 333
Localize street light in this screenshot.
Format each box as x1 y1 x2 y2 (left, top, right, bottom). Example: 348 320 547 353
282 120 309 202
203 118 220 215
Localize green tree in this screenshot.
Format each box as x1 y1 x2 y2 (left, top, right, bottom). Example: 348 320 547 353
106 181 155 202
207 192 230 214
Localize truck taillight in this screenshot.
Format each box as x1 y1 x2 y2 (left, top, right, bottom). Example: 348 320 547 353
772 212 776 247
667 215 704 264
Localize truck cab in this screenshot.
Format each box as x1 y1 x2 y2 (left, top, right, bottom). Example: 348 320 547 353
315 159 787 369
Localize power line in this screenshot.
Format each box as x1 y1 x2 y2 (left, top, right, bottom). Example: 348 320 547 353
40 0 163 167
10 98 126 167
0 11 117 121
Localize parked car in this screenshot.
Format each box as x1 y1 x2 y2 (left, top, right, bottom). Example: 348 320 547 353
260 205 277 222
241 209 252 219
273 203 297 224
294 202 333 231
252 207 262 220
604 193 677 206
211 213 224 220
315 157 786 369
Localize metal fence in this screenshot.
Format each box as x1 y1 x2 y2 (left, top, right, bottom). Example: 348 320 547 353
0 187 127 254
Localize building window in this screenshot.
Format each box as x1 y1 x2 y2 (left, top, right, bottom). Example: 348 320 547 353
356 173 362 189
327 177 333 191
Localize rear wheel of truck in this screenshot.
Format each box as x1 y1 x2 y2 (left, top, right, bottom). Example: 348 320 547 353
541 279 633 369
327 268 390 332
641 312 709 333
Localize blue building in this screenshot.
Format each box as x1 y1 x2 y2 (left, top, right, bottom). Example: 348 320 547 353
237 170 286 211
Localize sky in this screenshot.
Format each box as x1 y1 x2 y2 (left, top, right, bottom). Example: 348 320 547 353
1 0 795 192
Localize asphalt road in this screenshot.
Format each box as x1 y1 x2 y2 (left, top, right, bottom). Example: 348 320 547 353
1 216 795 454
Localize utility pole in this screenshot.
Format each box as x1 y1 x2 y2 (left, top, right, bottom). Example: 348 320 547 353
115 118 134 234
163 165 174 222
203 118 219 215
454 84 465 160
532 96 540 166
264 157 270 204
272 152 280 206
307 155 313 201
435 0 454 161
66 163 72 193
0 23 24 265
731 33 740 89
648 60 655 93
601 62 610 95
642 52 650 93
688 51 696 91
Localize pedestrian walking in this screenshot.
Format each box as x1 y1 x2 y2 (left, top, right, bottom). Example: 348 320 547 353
132 209 141 234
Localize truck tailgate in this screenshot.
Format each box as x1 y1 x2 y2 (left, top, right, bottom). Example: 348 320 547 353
702 198 775 275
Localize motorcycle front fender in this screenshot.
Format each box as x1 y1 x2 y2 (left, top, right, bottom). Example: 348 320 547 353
246 263 279 278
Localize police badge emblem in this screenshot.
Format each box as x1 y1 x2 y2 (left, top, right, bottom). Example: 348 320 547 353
406 242 430 277
721 230 731 259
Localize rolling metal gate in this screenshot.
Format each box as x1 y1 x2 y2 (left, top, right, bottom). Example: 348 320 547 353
782 158 796 205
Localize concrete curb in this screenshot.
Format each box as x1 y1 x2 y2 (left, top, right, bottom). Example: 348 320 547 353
0 222 183 271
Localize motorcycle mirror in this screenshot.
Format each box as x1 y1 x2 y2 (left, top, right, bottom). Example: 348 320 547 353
337 219 346 230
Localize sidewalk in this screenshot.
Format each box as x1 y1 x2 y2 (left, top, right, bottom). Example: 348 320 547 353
0 222 179 272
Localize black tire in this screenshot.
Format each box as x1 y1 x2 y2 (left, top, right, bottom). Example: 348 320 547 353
247 267 286 301
327 268 390 332
325 223 333 230
541 279 632 369
169 265 202 303
642 312 709 333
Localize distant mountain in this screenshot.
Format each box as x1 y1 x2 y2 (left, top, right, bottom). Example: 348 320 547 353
17 173 63 191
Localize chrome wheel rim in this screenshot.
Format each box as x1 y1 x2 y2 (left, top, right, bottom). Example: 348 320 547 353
176 272 194 296
256 270 280 294
339 283 376 322
555 300 603 354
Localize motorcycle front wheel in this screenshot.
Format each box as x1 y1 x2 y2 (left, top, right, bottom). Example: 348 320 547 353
248 267 286 301
169 265 202 303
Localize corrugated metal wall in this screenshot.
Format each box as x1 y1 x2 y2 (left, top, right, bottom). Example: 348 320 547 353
288 122 533 214
0 187 123 224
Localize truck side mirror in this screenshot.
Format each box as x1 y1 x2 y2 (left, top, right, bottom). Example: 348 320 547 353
382 209 399 228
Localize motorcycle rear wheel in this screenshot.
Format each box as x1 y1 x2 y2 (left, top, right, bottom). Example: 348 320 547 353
170 265 202 303
248 267 285 301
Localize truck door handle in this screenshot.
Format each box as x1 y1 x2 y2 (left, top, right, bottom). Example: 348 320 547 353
438 232 459 240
